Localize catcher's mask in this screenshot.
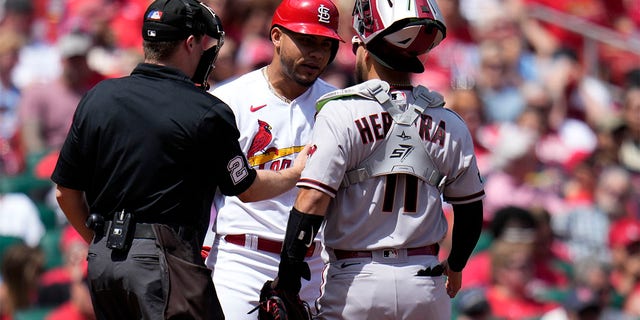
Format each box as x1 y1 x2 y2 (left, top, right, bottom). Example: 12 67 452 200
352 0 447 73
270 0 344 63
143 0 225 90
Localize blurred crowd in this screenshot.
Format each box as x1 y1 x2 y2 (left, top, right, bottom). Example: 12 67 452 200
0 0 638 319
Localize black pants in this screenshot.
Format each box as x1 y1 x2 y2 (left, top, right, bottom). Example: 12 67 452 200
87 224 224 319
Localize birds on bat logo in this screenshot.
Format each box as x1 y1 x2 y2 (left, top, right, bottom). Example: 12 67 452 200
248 120 273 158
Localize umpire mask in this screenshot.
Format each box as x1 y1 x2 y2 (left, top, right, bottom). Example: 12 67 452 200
191 2 225 91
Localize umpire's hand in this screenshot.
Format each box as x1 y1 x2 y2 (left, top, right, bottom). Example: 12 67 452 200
443 260 461 298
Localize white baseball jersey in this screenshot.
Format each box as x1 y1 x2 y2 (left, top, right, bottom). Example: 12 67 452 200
204 67 336 318
298 80 485 252
209 67 336 238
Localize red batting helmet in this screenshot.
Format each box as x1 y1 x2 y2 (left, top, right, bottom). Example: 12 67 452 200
271 0 344 42
352 0 447 73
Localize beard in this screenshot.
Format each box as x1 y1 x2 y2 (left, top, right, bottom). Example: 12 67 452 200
279 53 324 88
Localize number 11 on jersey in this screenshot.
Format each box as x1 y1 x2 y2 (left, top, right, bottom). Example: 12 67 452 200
382 174 419 213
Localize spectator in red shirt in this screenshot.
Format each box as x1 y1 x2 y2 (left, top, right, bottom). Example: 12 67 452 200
485 240 559 320
464 206 570 293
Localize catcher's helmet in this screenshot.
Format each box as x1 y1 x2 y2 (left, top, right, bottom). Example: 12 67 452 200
271 0 344 62
352 0 447 73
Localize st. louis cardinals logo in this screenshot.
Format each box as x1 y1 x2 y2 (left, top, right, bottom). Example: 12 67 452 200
247 119 306 168
248 120 273 158
317 4 331 24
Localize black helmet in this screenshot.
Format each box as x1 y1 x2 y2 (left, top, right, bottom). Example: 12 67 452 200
142 0 224 43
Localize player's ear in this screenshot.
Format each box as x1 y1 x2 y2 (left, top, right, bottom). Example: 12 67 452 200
363 49 373 65
271 27 284 47
185 35 197 52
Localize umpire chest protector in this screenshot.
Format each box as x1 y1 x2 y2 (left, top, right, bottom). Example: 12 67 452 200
316 79 447 190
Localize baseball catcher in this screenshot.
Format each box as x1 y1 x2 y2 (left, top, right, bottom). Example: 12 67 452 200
257 0 485 319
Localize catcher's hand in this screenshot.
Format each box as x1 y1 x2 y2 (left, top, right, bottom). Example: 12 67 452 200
249 280 312 320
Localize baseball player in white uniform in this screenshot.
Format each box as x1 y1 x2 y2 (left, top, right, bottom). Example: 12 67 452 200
203 0 344 318
268 1 486 319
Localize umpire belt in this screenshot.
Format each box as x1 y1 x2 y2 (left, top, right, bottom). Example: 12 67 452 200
224 234 316 258
333 244 439 260
101 222 192 240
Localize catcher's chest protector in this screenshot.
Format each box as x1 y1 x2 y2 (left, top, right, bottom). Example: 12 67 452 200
316 79 447 190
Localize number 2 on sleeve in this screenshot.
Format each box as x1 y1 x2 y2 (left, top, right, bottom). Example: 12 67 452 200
228 156 249 185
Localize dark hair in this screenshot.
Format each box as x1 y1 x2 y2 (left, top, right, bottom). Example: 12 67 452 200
143 40 182 61
4 0 33 13
552 46 579 63
0 244 45 310
624 68 640 89
142 34 203 61
489 206 538 239
455 287 491 316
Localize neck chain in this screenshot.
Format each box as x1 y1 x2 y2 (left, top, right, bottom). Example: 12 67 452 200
262 66 292 104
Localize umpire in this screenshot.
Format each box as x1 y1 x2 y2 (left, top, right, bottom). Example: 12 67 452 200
51 0 309 319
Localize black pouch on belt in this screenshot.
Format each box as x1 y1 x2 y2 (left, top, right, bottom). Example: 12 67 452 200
153 224 225 320
106 210 134 251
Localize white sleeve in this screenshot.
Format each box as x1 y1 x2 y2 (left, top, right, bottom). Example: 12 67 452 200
441 116 485 204
297 105 350 197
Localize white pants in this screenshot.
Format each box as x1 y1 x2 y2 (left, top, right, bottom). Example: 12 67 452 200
206 235 323 319
317 251 450 320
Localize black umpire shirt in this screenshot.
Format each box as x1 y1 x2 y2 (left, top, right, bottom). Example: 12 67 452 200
51 63 256 242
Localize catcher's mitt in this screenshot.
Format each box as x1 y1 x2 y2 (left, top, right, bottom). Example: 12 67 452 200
250 280 312 320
